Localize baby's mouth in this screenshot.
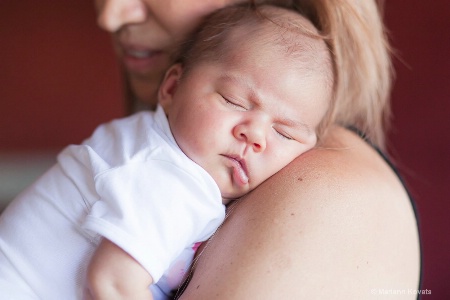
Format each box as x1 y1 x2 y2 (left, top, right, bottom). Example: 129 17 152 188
222 155 249 186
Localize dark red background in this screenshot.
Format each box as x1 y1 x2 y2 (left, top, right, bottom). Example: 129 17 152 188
1 1 449 297
384 2 450 298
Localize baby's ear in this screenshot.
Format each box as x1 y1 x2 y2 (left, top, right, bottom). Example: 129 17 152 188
158 63 183 113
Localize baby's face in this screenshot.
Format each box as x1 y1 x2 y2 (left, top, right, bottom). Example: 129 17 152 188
160 23 331 203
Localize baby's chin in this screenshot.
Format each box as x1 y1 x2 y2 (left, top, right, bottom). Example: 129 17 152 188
221 191 249 205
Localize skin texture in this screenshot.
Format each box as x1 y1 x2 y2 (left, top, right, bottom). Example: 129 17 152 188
179 127 421 299
87 239 153 300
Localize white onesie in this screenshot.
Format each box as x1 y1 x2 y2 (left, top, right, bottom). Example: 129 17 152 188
0 106 225 299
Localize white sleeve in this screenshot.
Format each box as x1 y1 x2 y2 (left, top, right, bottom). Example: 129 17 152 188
82 159 224 283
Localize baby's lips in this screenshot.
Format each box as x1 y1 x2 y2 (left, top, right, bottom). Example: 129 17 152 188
232 159 249 185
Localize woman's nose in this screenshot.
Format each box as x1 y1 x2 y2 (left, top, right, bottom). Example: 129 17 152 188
97 0 147 32
233 122 267 153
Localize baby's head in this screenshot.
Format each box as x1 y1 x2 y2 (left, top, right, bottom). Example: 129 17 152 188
159 4 333 203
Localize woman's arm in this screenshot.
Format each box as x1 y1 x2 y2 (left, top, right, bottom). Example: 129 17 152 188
179 126 420 299
86 238 154 300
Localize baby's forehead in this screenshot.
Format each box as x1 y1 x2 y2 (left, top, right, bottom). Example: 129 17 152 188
227 20 324 57
221 10 332 80
180 4 333 91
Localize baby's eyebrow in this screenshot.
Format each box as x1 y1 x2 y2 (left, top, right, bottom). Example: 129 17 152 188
219 74 259 103
280 118 312 136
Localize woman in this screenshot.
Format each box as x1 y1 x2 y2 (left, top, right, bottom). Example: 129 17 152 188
95 0 421 298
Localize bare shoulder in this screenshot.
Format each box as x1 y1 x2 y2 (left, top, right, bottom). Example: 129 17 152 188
180 127 420 299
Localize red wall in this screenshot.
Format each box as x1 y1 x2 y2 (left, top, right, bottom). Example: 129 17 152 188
1 0 449 297
385 2 450 297
0 0 123 150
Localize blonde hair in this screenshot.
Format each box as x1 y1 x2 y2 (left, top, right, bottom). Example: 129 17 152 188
178 0 392 149
264 0 393 149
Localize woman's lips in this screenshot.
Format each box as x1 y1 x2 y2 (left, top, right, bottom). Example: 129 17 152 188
126 48 154 58
120 45 167 74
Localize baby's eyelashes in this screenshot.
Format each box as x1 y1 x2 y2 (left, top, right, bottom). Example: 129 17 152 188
220 94 247 111
273 128 294 140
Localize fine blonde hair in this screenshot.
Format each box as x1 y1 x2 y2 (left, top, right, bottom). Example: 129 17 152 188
263 0 393 149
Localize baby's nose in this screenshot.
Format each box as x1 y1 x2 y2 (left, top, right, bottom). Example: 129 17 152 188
233 122 267 153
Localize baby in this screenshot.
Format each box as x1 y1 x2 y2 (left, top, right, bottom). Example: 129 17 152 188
0 4 332 300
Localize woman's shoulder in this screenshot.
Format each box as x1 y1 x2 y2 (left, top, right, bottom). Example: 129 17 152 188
180 126 421 299
291 126 408 196
242 126 416 225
